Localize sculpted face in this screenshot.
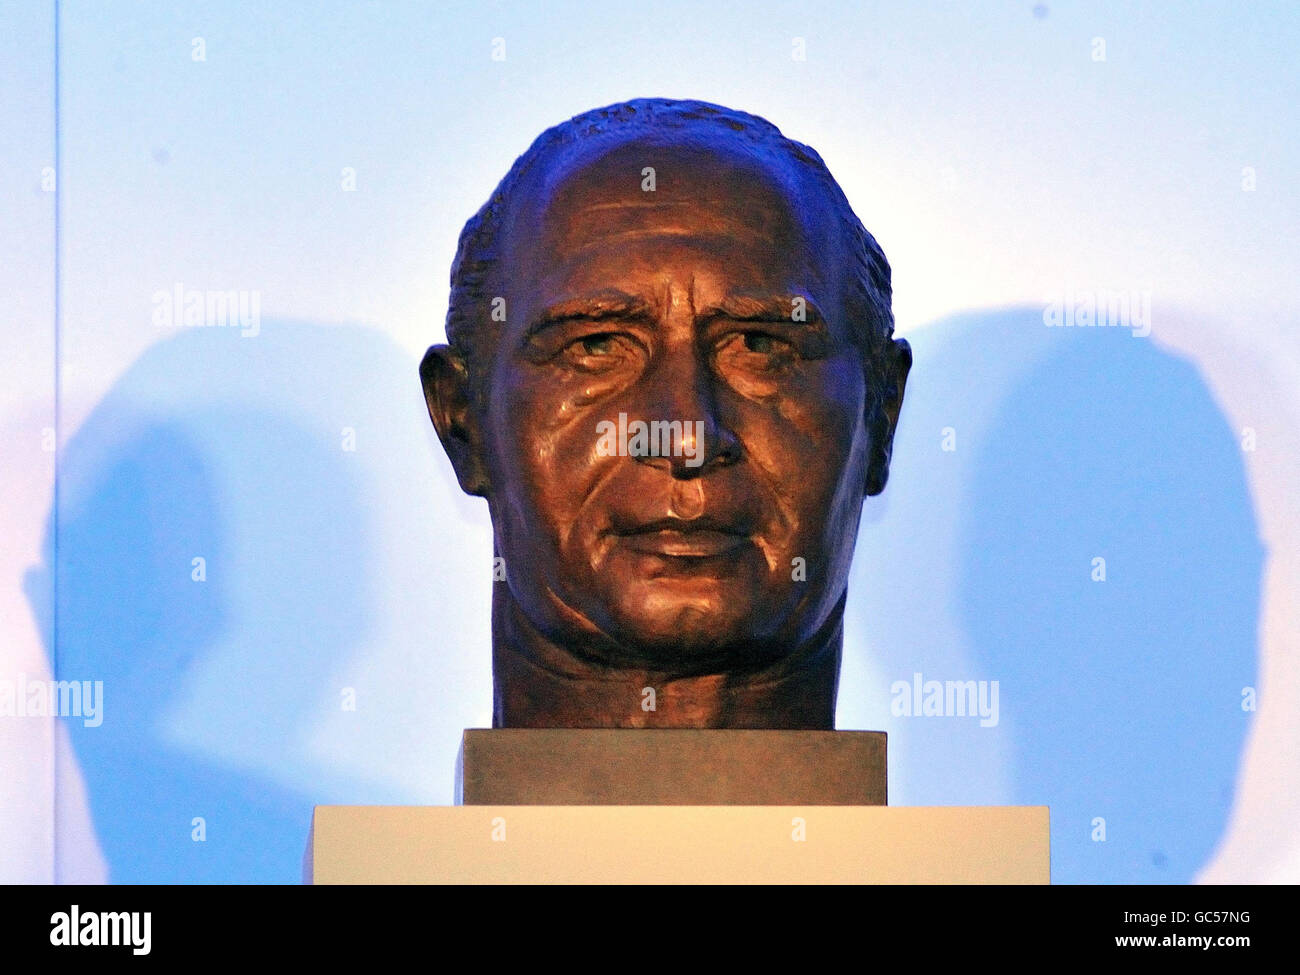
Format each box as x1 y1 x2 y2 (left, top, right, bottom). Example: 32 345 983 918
426 132 908 685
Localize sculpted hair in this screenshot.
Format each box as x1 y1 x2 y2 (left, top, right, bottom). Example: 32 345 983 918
444 97 897 405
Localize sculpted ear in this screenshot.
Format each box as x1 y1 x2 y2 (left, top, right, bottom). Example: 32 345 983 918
420 344 490 497
864 337 911 497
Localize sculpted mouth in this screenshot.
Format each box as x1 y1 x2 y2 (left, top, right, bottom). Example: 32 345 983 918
612 516 751 558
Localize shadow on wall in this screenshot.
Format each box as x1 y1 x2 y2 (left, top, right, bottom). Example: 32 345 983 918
24 321 418 883
860 307 1262 883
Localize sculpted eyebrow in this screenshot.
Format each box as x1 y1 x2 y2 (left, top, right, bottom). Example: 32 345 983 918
524 293 654 339
700 294 828 327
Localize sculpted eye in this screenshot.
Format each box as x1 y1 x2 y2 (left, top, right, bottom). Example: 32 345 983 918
559 331 642 374
721 330 795 366
581 334 616 356
712 329 801 393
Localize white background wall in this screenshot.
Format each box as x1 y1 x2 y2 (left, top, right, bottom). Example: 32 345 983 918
2 0 1296 883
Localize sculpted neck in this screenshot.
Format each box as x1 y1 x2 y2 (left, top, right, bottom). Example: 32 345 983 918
490 591 843 729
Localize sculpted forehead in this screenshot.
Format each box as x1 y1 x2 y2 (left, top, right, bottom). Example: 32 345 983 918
499 133 844 289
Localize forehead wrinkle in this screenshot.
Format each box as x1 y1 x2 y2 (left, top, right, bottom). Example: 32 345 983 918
565 227 768 248
577 199 726 210
573 198 790 214
562 187 799 225
538 164 806 237
509 166 826 291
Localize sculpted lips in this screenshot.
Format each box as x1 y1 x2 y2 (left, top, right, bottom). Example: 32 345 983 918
610 515 752 558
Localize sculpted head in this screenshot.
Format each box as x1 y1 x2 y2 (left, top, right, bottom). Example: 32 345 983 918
421 99 910 728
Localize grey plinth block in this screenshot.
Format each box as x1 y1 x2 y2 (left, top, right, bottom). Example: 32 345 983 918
455 728 886 805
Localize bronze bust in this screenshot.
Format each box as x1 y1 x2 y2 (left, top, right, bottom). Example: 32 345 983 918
421 99 910 729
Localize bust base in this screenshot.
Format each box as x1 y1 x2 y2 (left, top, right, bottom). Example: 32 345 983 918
455 728 887 805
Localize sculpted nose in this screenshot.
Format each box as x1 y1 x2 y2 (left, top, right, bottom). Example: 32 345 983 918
632 343 741 478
